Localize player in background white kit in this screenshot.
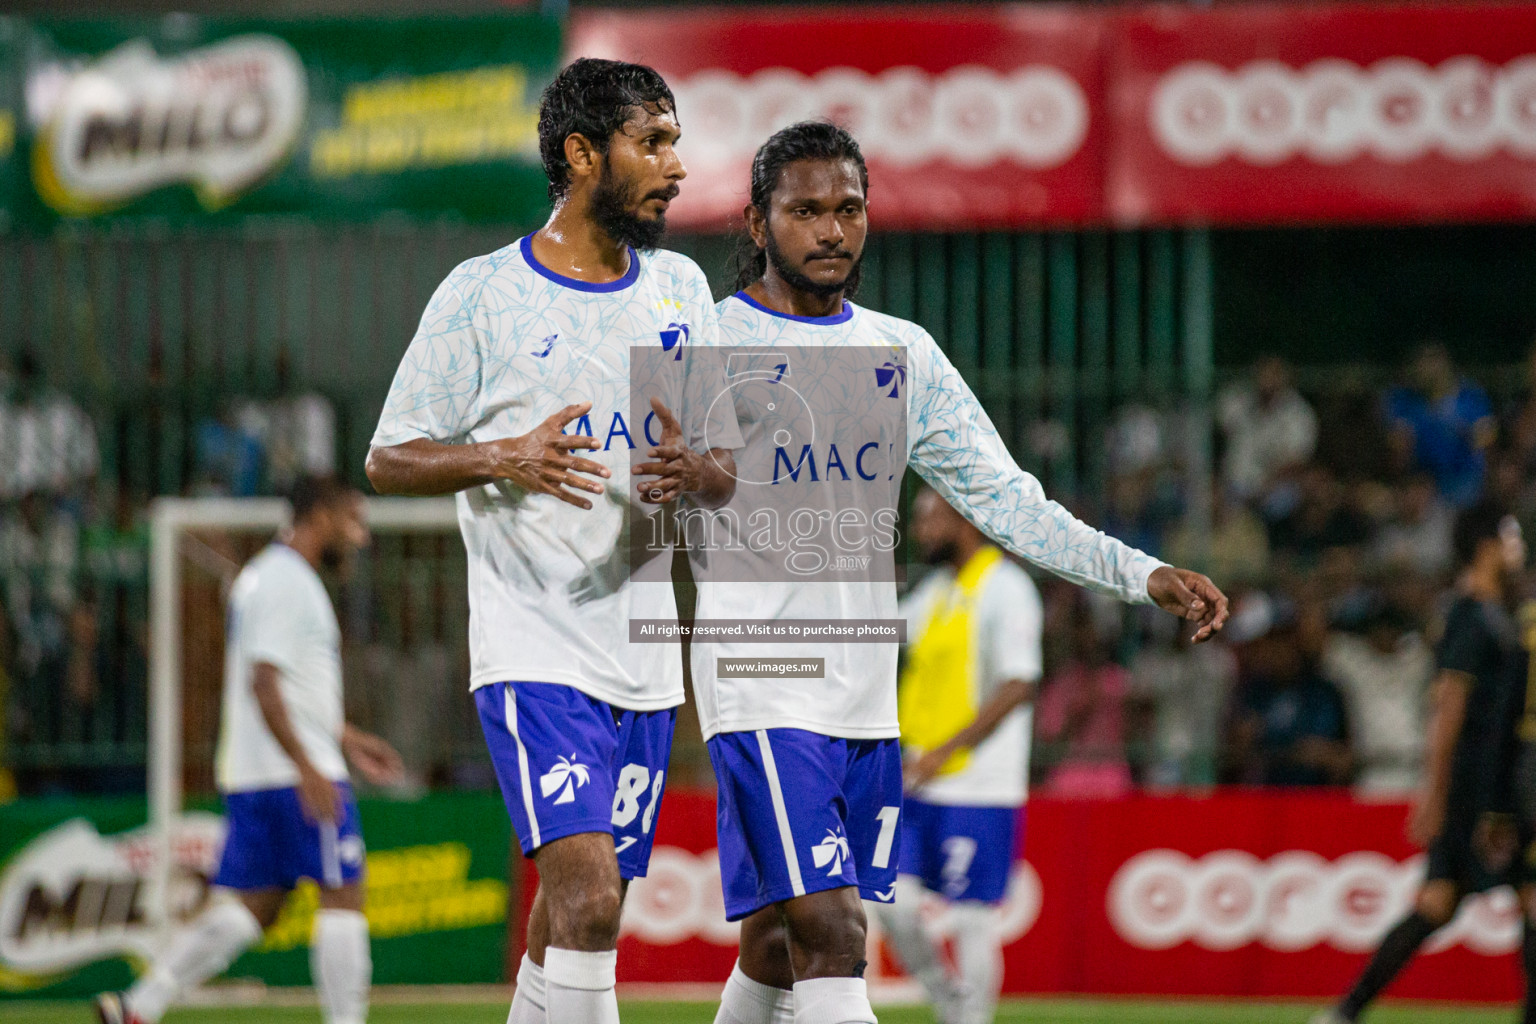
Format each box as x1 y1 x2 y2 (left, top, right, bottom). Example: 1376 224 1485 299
699 122 1228 1024
876 487 1041 1024
95 477 404 1024
366 59 739 1024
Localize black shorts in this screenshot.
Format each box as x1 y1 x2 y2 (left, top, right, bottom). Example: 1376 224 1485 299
1426 801 1523 893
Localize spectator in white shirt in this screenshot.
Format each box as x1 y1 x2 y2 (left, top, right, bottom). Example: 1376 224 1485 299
1219 356 1318 501
1321 602 1432 796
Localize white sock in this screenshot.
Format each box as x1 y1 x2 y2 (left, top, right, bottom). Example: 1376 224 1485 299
508 953 548 1024
950 903 1003 1024
125 897 263 1023
792 976 877 1024
715 960 795 1024
873 876 955 1014
543 947 619 1024
312 909 371 1024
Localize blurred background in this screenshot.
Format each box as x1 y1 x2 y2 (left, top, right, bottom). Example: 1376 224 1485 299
0 0 1533 1015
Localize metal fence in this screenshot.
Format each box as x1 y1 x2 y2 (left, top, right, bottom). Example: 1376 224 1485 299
0 221 1214 792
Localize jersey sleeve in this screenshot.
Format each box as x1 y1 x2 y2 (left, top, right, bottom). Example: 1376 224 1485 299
979 562 1044 693
371 262 486 447
905 328 1164 605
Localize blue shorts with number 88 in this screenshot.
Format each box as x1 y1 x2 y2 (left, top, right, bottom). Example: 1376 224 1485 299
475 680 676 879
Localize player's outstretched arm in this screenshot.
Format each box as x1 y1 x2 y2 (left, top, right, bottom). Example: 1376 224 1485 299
366 402 611 509
906 333 1228 639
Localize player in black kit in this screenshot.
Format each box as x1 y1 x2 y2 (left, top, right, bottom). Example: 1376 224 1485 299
1314 502 1528 1024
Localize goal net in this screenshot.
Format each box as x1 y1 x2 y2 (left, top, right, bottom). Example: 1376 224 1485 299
145 495 464 935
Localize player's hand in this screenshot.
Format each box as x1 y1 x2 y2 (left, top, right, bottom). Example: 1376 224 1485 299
298 765 340 825
904 748 951 793
1473 813 1519 873
1407 793 1444 848
1146 566 1229 643
634 398 706 504
342 726 406 787
484 402 610 509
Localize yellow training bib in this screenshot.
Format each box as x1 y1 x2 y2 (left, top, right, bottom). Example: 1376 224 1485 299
898 546 1004 776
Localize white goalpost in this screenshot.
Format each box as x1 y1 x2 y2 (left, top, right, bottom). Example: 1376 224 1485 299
145 495 461 936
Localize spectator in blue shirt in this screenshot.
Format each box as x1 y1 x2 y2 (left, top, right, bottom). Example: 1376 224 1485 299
1385 343 1495 507
1225 593 1353 787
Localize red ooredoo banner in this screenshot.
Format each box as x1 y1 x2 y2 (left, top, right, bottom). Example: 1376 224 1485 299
548 790 1522 1002
566 3 1536 228
567 5 1106 230
1110 3 1536 224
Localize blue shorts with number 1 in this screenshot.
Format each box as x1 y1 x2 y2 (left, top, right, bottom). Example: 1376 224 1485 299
708 728 904 921
474 681 676 879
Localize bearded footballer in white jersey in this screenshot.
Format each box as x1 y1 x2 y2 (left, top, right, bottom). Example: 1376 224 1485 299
695 122 1228 1024
366 59 738 1024
96 477 404 1024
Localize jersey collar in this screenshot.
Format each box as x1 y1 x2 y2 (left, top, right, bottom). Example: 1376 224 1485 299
520 234 641 293
732 290 854 325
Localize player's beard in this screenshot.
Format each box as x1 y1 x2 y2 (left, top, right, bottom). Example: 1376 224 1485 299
590 161 674 251
765 230 862 301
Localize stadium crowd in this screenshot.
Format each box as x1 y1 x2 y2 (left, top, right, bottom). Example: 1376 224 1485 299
1035 340 1533 796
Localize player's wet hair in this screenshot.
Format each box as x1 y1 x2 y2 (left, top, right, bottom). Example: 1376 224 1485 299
1452 500 1509 568
290 474 353 524
538 58 675 202
733 121 870 295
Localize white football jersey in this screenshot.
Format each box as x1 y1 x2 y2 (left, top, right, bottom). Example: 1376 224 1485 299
899 557 1042 807
691 293 1163 740
217 544 348 793
372 236 735 711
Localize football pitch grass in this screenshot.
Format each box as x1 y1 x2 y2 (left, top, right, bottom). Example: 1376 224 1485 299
0 999 1515 1024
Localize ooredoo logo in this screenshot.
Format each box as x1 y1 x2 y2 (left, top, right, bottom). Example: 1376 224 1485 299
671 65 1089 171
1151 56 1536 166
1109 849 1518 955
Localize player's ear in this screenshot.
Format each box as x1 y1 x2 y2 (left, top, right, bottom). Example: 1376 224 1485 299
563 132 601 185
744 204 767 250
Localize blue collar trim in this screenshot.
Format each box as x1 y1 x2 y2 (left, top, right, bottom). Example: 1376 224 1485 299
733 290 854 325
520 234 640 293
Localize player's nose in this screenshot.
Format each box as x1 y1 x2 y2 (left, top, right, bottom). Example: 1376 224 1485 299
665 148 686 182
817 213 844 244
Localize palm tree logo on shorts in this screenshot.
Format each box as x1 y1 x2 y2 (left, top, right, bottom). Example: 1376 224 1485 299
811 829 851 876
539 756 591 805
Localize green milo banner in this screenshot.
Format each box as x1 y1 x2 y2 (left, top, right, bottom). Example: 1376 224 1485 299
0 793 512 998
5 14 560 226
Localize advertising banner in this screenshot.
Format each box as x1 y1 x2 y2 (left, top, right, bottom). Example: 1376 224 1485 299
596 790 1521 1001
567 5 1107 231
9 15 560 226
0 792 511 998
1107 3 1536 225
569 3 1536 230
